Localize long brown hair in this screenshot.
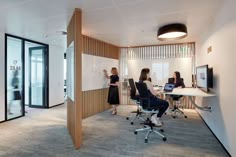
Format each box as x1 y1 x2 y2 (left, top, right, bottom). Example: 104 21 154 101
139 68 150 81
111 67 118 75
174 71 181 82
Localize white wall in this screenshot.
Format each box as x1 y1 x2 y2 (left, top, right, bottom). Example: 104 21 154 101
49 45 64 107
196 0 236 156
0 33 5 122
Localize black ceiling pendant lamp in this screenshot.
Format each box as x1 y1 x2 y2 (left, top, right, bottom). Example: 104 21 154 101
157 23 187 41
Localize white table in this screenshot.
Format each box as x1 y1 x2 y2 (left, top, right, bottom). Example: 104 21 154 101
154 87 215 111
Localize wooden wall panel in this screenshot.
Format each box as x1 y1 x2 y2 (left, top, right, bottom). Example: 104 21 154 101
82 35 119 59
166 96 195 109
67 8 82 149
82 89 111 119
184 96 195 109
81 36 119 119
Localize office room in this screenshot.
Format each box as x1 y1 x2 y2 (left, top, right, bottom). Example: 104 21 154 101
0 0 235 157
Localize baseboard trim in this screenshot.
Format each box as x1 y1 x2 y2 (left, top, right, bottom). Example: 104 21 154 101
49 103 64 108
0 120 5 123
196 111 231 157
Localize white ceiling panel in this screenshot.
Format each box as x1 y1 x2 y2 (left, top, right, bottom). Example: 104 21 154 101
0 0 225 49
81 0 114 11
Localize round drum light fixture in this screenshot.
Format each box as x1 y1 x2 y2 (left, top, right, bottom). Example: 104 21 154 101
157 23 187 41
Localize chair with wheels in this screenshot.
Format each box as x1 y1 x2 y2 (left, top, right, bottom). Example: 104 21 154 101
134 82 167 143
167 78 187 118
126 78 145 125
168 96 187 118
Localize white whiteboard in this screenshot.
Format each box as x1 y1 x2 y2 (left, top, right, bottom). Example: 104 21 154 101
82 54 119 91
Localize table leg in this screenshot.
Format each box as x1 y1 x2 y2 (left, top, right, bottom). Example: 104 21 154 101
189 96 211 111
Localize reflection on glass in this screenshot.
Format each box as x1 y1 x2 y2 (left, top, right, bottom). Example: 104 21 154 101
66 42 75 101
7 37 23 120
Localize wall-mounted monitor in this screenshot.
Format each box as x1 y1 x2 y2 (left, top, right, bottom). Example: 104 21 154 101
196 64 213 93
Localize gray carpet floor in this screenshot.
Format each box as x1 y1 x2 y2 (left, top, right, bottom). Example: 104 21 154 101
0 104 229 157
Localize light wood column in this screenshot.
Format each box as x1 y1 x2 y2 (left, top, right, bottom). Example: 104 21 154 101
67 8 82 149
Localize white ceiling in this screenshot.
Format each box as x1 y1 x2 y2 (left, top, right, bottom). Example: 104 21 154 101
0 0 225 49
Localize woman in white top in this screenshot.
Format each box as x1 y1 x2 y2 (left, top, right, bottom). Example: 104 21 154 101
139 68 169 126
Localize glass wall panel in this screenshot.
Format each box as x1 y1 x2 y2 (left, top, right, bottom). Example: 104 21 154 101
6 37 23 120
30 48 44 106
5 35 49 121
66 42 74 101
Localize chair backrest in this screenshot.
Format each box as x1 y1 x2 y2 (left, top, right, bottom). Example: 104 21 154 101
168 78 184 88
168 78 174 84
135 82 150 98
135 81 153 109
128 78 136 98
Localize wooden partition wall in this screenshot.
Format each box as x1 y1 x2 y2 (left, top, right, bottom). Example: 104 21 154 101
67 9 82 148
82 35 119 118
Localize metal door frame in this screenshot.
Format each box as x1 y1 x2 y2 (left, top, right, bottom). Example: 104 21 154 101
29 46 48 108
4 34 49 122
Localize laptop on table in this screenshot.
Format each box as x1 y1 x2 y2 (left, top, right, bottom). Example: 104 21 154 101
163 83 175 92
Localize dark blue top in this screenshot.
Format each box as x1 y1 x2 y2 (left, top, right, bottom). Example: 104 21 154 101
168 78 185 88
110 75 119 87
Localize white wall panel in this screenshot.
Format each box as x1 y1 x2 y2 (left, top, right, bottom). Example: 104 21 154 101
49 45 65 107
196 0 236 155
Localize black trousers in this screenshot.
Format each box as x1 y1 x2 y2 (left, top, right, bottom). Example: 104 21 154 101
150 98 169 118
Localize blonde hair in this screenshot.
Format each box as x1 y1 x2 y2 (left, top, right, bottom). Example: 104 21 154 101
111 67 118 75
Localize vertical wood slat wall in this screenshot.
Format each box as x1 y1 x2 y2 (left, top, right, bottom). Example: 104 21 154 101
82 35 119 119
183 97 195 109
166 96 195 109
67 9 82 148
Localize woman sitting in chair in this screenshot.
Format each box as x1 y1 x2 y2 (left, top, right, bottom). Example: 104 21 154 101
168 71 185 88
139 68 169 126
168 71 185 108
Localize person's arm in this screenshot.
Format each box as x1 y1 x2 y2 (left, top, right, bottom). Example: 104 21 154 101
103 69 110 79
109 82 119 86
146 81 159 96
176 79 185 88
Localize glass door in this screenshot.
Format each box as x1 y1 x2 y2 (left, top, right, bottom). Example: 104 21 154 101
29 47 47 108
6 36 24 120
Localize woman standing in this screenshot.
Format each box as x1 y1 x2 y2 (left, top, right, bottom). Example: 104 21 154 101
103 67 120 115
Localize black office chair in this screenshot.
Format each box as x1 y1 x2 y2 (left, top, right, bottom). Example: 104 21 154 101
126 79 145 125
134 82 166 143
167 78 187 118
